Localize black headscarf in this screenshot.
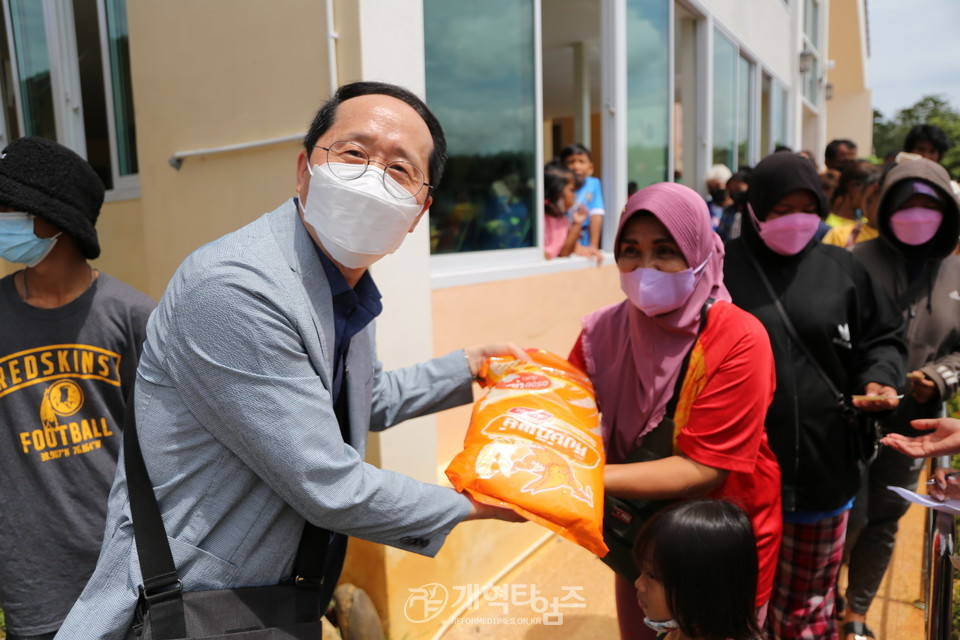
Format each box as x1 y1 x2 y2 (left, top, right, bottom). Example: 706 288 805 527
747 152 829 222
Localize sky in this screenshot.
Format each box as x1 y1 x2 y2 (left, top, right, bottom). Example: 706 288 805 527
867 0 960 119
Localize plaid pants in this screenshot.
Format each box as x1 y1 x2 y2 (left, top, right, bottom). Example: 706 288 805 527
767 511 849 640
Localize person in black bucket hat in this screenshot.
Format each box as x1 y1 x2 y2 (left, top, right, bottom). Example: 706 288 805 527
0 136 104 261
0 136 155 640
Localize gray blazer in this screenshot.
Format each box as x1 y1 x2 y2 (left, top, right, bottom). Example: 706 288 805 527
55 200 474 639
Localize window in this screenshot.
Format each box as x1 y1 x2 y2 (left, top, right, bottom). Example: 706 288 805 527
761 73 789 154
0 0 136 194
712 30 736 169
626 0 669 189
712 30 754 170
801 0 821 105
424 0 537 255
736 55 753 166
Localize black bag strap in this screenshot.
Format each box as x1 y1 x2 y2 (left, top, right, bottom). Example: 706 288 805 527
123 397 329 638
743 248 844 401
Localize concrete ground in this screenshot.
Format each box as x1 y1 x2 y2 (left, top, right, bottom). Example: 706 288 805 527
439 491 932 640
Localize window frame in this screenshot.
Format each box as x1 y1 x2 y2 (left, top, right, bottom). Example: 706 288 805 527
0 0 139 201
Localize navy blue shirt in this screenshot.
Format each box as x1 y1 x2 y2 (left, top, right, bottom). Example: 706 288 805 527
314 245 383 408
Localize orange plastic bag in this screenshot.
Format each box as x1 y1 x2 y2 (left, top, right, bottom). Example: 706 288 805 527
445 348 608 557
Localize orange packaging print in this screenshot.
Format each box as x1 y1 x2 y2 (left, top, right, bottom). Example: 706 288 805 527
445 348 608 557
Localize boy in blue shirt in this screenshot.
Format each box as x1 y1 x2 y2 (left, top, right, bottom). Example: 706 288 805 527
561 144 605 249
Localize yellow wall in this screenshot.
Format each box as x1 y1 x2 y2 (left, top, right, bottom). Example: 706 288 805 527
94 198 149 294
825 0 873 153
125 0 333 298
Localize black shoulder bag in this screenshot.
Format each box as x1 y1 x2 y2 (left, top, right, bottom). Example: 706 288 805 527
744 249 880 465
124 398 332 639
600 299 713 581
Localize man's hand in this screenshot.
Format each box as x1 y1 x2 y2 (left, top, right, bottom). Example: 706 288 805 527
851 382 900 411
881 417 960 459
909 370 938 404
462 494 527 522
463 343 529 380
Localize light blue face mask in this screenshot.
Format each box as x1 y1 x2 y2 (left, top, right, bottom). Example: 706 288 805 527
0 212 60 267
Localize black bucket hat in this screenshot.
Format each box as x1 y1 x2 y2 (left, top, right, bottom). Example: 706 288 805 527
0 136 105 259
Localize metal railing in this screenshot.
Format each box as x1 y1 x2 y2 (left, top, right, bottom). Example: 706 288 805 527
926 455 956 640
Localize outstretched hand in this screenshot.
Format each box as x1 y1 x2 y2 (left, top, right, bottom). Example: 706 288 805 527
881 417 960 459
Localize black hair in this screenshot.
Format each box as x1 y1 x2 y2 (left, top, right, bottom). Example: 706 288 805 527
904 124 952 157
633 499 761 640
544 162 575 216
773 145 793 153
825 139 857 162
832 160 880 204
303 81 448 191
728 167 753 186
560 143 593 163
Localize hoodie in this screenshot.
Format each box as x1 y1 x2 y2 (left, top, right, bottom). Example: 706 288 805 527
853 157 960 434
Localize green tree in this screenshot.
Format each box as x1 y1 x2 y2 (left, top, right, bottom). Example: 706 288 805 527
873 94 960 180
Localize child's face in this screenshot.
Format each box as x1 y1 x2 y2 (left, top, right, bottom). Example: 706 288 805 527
634 556 672 624
564 153 594 181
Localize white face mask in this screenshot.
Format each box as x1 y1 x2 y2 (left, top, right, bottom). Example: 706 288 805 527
643 617 679 633
300 162 424 269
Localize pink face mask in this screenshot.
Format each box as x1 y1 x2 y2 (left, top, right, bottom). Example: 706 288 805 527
751 205 821 255
889 207 942 246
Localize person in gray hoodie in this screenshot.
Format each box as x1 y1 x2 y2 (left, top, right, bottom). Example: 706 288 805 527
841 156 960 640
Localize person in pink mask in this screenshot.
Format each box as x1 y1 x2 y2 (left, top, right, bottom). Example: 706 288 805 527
723 152 907 640
840 156 960 640
567 182 783 640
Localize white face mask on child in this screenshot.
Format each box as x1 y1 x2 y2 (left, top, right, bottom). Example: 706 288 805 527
643 617 679 633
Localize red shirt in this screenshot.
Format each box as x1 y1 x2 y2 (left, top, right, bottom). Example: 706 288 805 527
570 300 782 607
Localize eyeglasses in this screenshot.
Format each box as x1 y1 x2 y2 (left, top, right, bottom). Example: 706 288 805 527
315 141 432 200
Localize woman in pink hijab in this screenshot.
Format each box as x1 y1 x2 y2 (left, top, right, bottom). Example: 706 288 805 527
567 182 782 639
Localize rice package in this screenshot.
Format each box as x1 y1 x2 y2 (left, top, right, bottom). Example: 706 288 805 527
446 348 608 557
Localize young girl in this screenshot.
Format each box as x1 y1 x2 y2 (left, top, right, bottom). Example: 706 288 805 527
543 163 602 261
633 499 763 640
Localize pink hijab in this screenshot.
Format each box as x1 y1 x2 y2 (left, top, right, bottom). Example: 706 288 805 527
582 182 730 463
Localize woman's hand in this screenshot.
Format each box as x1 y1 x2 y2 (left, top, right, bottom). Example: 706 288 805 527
881 417 960 459
852 382 900 411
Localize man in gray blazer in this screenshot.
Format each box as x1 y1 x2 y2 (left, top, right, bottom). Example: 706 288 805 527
55 81 524 639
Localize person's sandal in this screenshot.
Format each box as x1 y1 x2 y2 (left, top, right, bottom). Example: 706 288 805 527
842 621 876 640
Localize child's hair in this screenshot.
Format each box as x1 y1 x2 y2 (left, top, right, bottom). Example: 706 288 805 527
560 143 592 163
831 160 880 204
544 162 575 217
632 499 761 640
